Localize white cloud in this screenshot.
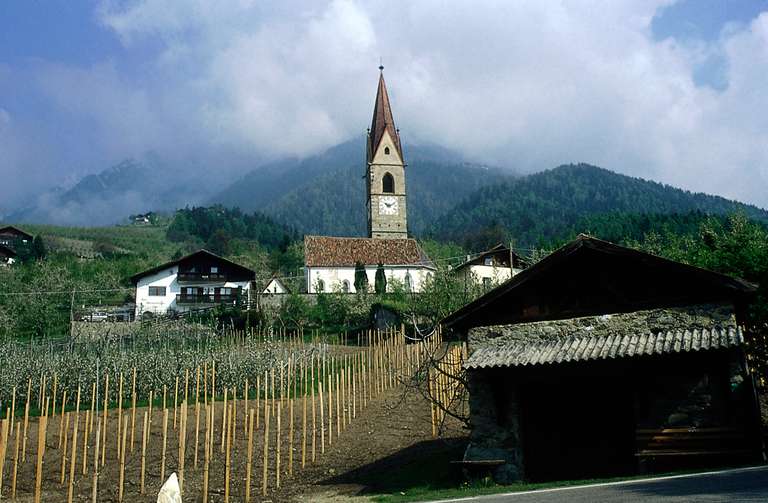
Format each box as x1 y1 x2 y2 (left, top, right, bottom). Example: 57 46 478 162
5 0 768 210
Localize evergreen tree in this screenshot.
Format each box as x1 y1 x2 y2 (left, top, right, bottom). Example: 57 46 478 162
354 262 368 293
374 263 387 294
31 235 46 260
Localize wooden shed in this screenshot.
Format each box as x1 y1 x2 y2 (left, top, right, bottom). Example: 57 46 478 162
443 235 764 482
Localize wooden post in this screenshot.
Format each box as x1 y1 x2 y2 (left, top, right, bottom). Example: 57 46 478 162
179 400 187 495
327 374 333 446
60 412 70 484
220 387 228 452
67 411 79 503
302 387 307 468
336 372 341 436
91 419 100 503
101 373 108 467
11 421 20 499
262 397 269 496
118 415 128 502
194 366 201 468
33 413 47 503
224 402 232 503
0 418 8 498
289 396 294 476
140 410 148 494
117 372 123 459
173 376 179 429
82 409 89 475
130 367 137 452
89 381 96 437
58 390 68 448
202 405 210 503
243 378 249 436
51 375 58 418
319 381 325 454
256 374 261 428
161 408 168 482
276 400 281 489
22 378 30 462
245 408 255 503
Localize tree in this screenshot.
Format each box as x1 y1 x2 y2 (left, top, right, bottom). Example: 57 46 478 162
374 263 387 294
354 262 368 293
32 235 47 260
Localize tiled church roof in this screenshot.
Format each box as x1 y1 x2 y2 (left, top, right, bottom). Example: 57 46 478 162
304 236 434 268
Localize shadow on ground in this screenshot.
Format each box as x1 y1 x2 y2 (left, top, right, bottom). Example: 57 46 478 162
318 437 468 495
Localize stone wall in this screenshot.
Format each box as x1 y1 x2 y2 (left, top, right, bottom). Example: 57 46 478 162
465 368 524 483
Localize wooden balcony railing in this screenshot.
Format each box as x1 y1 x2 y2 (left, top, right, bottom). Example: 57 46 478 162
177 272 226 283
175 294 239 305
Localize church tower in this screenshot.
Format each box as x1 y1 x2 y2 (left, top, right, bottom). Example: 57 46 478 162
367 66 408 239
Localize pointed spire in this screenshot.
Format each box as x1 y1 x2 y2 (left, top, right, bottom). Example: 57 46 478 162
369 68 403 159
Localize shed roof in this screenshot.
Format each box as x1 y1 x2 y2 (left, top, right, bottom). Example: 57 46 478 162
465 303 742 369
304 236 434 268
453 243 527 272
443 235 757 331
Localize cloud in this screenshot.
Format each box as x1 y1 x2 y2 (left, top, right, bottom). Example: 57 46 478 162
2 0 768 212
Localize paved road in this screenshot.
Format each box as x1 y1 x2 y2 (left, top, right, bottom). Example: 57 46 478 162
425 466 768 503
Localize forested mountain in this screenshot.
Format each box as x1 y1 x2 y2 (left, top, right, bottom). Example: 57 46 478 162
167 206 297 255
211 138 508 236
430 164 768 249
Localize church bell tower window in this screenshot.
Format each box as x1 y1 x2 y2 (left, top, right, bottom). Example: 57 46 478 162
382 172 395 194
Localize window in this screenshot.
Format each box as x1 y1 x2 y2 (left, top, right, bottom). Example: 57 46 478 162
317 279 325 293
384 146 390 155
210 266 218 274
148 286 166 296
482 277 492 288
484 256 493 266
342 280 350 293
382 172 395 193
404 273 412 292
185 287 195 295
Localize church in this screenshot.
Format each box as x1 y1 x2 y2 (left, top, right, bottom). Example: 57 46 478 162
304 68 435 294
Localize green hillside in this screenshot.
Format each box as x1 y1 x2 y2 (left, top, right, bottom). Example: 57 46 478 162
429 164 768 249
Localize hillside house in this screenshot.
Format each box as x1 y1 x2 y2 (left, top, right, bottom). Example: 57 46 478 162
453 244 526 288
131 250 255 318
0 245 16 266
304 236 435 293
443 235 764 483
0 225 33 252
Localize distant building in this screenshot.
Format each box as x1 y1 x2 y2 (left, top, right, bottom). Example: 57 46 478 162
444 235 764 483
131 249 255 318
262 276 290 295
0 225 33 252
304 236 434 293
0 244 16 266
453 243 526 288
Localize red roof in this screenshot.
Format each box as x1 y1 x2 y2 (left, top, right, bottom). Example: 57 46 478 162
304 236 433 268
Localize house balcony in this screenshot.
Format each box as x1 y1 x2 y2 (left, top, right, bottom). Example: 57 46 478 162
176 294 240 305
177 272 227 283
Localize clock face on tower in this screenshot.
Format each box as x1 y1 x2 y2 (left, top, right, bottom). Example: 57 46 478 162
379 196 398 215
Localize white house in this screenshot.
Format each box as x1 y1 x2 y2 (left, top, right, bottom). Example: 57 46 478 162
262 276 290 295
453 244 526 288
131 249 255 318
304 236 435 294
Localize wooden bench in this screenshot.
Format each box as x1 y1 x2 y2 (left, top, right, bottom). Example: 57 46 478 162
635 427 752 458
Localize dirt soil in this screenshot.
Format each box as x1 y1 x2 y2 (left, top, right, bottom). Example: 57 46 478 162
8 385 467 502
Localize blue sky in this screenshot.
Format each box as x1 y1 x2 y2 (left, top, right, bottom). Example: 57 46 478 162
1 1 768 220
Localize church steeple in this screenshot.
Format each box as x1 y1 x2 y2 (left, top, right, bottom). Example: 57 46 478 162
368 67 403 161
366 66 408 239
